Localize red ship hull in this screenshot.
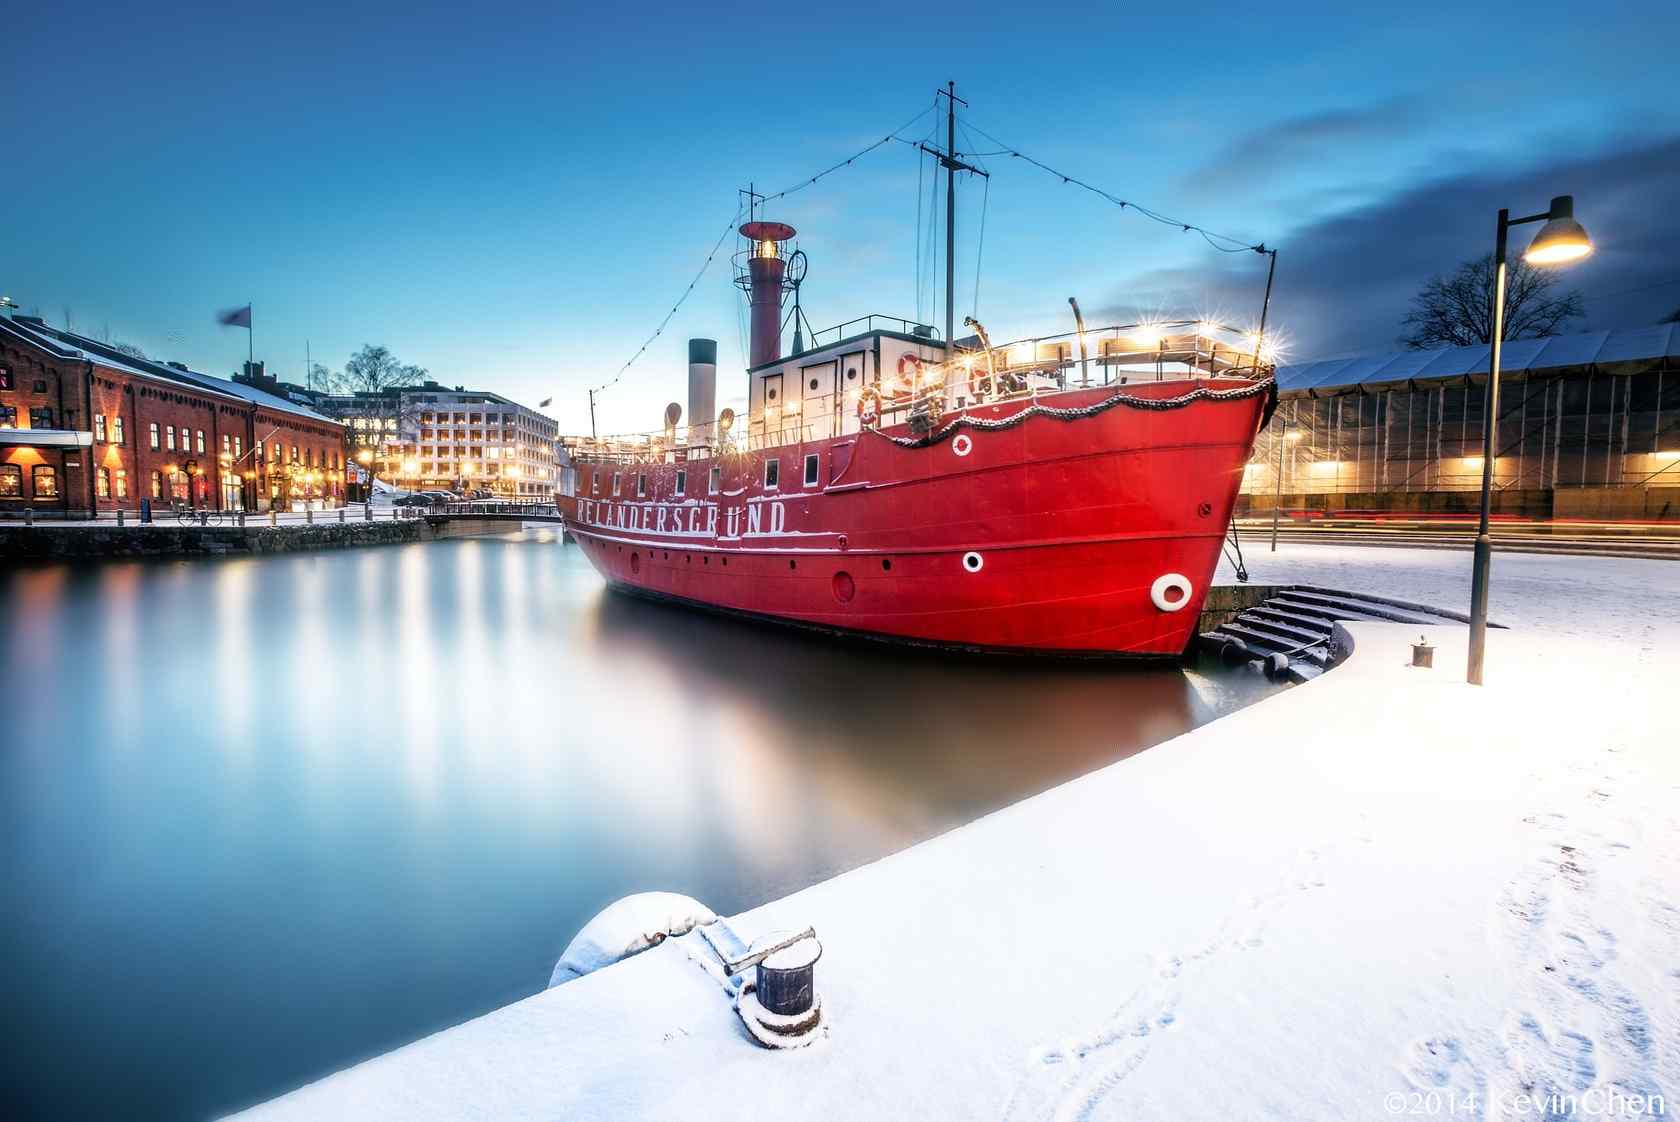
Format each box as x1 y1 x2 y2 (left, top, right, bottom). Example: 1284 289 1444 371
558 378 1271 657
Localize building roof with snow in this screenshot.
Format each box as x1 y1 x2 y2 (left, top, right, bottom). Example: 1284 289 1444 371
1275 324 1680 398
0 315 338 424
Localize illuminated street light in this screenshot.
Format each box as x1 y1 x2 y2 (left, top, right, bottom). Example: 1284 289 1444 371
1468 195 1594 686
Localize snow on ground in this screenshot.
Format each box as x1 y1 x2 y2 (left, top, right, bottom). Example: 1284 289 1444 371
233 545 1680 1122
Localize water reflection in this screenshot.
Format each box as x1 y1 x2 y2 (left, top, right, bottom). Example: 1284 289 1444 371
0 532 1279 1121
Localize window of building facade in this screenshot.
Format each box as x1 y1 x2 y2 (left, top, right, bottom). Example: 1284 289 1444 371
115 469 128 499
804 453 819 487
95 414 107 442
234 437 242 459
33 379 47 394
223 434 231 455
0 404 15 427
149 422 160 450
291 445 298 464
637 473 647 497
612 472 621 496
97 467 111 498
30 406 54 428
151 470 163 498
675 470 686 496
709 466 721 494
32 464 58 497
0 464 19 496
167 426 176 451
0 365 10 390
113 417 124 445
764 458 780 490
196 430 205 454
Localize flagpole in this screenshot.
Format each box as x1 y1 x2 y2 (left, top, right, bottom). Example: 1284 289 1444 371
248 302 253 370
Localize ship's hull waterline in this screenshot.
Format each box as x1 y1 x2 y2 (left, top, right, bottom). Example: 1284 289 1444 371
559 379 1274 657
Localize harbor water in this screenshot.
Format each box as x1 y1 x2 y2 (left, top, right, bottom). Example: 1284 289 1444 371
0 530 1282 1120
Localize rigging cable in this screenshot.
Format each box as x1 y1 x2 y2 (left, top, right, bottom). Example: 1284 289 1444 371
962 119 1270 255
591 102 939 399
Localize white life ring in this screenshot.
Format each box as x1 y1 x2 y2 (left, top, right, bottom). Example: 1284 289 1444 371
1150 572 1193 612
952 434 973 457
961 551 984 573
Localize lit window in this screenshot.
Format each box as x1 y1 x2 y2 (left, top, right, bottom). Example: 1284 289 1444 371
196 430 205 454
167 426 176 451
150 471 163 498
32 464 58 498
149 423 160 450
764 458 779 490
115 469 128 499
0 465 19 497
0 404 15 427
0 366 10 390
95 414 107 442
113 417 124 445
235 437 242 458
30 407 54 428
223 434 231 454
675 469 686 496
804 453 819 487
97 467 111 498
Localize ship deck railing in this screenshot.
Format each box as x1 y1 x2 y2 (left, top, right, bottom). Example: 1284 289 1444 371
566 321 1274 463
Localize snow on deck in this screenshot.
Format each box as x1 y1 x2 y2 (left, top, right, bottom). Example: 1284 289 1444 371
231 545 1680 1121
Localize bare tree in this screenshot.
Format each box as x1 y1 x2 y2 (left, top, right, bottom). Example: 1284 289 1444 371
333 344 427 395
1400 254 1584 349
111 341 148 361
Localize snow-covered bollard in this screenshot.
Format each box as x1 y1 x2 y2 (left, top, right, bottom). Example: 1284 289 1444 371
547 892 717 988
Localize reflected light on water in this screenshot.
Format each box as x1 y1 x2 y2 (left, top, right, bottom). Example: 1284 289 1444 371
0 532 1282 1121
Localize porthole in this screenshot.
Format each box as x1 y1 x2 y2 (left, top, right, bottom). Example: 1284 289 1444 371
832 571 855 603
768 388 778 401
789 560 797 571
809 378 819 391
846 367 858 381
962 551 984 573
881 558 892 572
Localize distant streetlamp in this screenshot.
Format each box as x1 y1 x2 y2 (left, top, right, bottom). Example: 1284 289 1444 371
1467 195 1593 686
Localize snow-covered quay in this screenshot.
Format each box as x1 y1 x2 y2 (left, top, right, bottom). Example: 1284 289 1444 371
231 545 1680 1121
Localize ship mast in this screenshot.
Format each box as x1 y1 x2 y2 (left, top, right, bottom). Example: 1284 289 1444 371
921 81 987 351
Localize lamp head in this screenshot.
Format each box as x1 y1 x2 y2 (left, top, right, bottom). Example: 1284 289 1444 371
1523 195 1593 266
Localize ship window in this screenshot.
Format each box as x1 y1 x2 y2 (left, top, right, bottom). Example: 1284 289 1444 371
675 470 686 496
709 466 721 494
809 378 819 391
846 367 858 381
591 470 599 492
637 473 647 498
612 472 621 496
764 458 779 490
803 453 819 487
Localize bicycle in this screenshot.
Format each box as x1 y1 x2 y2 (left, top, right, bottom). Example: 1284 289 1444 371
174 502 226 527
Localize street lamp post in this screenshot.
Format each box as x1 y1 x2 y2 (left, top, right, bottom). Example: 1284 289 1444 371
1467 195 1593 685
1270 418 1301 552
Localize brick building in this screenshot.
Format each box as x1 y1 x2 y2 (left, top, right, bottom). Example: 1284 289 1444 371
0 315 349 517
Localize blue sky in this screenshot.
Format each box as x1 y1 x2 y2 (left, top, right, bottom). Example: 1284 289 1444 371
8 0 1679 434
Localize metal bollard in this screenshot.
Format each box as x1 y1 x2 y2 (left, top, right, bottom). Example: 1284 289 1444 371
117 508 125 527
238 511 246 527
364 502 372 522
270 510 277 527
306 508 313 525
338 508 345 523
26 507 34 527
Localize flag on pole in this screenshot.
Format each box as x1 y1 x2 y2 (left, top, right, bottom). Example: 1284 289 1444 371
217 304 252 328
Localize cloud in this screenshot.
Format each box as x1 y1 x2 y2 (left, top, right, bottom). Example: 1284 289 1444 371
1184 98 1424 190
1099 133 1680 359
